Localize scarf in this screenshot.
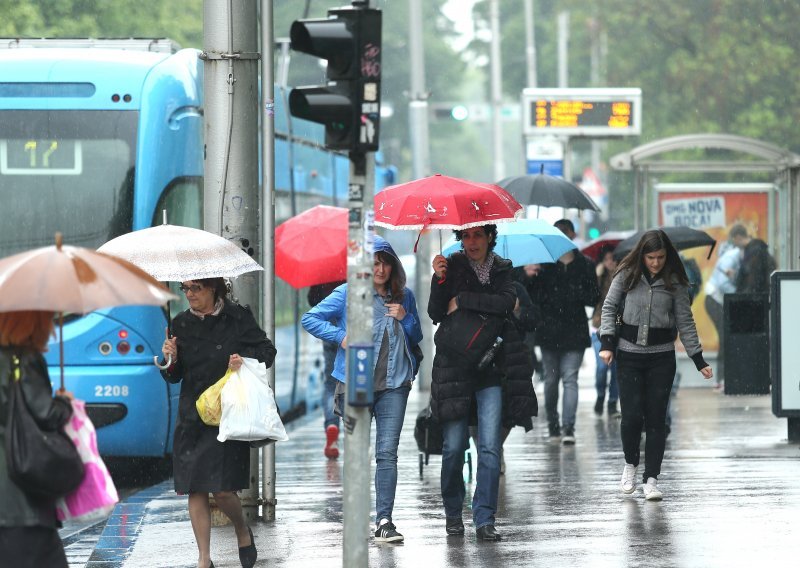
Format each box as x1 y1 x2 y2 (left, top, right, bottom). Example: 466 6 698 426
190 297 224 320
468 253 495 285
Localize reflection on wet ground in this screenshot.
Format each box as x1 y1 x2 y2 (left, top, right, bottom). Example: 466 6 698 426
70 376 800 567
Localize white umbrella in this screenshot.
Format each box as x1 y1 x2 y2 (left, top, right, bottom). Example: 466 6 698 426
97 221 263 282
0 233 177 387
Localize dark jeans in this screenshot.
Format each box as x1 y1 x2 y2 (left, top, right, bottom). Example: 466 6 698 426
617 350 676 482
322 340 339 430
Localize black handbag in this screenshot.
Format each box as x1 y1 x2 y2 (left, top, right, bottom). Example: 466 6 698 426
434 309 505 366
614 292 628 343
4 355 84 500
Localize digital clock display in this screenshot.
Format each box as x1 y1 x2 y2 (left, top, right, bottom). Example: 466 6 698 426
522 88 641 137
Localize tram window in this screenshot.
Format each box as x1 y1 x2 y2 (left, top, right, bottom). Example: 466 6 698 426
154 178 202 312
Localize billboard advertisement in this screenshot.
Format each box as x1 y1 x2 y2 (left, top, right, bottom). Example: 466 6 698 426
656 184 774 353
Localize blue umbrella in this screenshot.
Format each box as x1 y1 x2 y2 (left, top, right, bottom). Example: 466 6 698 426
442 219 577 266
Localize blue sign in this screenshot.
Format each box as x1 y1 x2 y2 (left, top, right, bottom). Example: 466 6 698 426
527 159 564 177
347 344 374 407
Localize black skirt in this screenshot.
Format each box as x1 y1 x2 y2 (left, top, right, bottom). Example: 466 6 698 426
0 526 68 568
172 416 250 494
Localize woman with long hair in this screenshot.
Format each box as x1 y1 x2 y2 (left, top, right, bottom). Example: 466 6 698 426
161 277 276 568
598 230 713 500
302 236 423 544
0 311 74 568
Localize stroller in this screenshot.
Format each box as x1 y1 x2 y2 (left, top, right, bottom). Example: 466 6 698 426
414 404 472 479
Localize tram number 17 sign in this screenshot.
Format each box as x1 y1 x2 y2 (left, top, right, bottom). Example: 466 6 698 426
522 88 642 137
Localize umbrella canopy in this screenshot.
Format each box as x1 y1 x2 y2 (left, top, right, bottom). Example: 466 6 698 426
0 233 177 388
275 205 348 289
442 219 577 266
374 174 523 231
0 235 176 314
97 224 263 282
497 173 600 211
614 226 717 260
580 230 637 262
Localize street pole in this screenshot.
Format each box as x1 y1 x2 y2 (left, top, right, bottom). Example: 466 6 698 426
524 0 538 89
342 153 374 568
202 0 261 521
342 3 379 564
490 0 504 182
408 0 434 390
259 0 277 522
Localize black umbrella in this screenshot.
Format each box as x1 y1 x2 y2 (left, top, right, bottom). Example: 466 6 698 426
614 226 717 260
497 167 600 212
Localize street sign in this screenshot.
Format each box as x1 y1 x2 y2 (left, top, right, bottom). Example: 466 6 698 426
522 88 642 137
526 137 563 176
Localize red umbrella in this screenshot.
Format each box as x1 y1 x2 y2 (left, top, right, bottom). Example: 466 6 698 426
275 205 347 289
580 230 636 262
374 174 523 231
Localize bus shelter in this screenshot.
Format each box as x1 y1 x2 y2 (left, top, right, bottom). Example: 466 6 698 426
610 133 800 271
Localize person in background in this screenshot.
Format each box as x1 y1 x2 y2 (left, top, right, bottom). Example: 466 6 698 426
307 280 347 459
731 223 775 294
302 236 422 544
528 220 600 445
591 245 620 418
514 264 544 381
599 230 713 501
703 240 742 389
429 224 536 542
0 311 74 568
161 278 276 568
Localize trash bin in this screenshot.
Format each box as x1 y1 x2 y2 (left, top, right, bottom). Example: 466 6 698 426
722 293 770 394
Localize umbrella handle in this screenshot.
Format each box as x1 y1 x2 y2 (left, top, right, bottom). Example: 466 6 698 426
153 354 172 370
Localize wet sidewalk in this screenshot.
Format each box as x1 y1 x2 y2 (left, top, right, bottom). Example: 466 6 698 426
70 373 800 567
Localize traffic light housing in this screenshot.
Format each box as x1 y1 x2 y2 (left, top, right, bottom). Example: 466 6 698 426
289 5 381 153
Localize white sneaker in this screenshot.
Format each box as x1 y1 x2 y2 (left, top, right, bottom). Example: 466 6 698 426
642 477 663 501
620 464 637 494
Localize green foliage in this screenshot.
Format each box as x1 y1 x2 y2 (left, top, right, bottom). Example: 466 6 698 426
1 0 203 48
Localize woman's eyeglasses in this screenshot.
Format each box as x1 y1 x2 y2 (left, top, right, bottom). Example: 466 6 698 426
179 284 203 294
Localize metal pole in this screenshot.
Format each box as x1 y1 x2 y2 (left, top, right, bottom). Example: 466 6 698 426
490 0 504 181
342 153 374 568
202 0 261 521
259 0 277 523
557 11 569 88
524 0 537 89
408 0 434 390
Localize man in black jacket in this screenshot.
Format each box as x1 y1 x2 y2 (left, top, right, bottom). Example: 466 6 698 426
731 224 775 294
526 220 599 445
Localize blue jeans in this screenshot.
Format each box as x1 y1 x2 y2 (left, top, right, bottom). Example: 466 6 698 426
440 386 502 529
373 384 410 524
591 332 618 403
322 340 339 430
541 349 583 428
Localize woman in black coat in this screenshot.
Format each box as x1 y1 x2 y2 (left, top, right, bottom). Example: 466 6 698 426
0 311 74 568
429 224 536 542
161 278 276 568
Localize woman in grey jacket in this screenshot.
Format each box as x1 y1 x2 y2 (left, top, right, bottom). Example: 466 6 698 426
598 230 713 501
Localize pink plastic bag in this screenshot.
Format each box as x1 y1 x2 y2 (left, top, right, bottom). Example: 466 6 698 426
56 399 119 522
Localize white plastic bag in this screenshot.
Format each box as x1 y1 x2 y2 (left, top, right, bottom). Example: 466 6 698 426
217 357 289 443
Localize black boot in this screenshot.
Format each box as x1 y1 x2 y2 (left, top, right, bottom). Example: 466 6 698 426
594 397 604 415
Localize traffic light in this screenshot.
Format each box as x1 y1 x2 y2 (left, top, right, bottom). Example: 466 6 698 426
289 5 381 153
